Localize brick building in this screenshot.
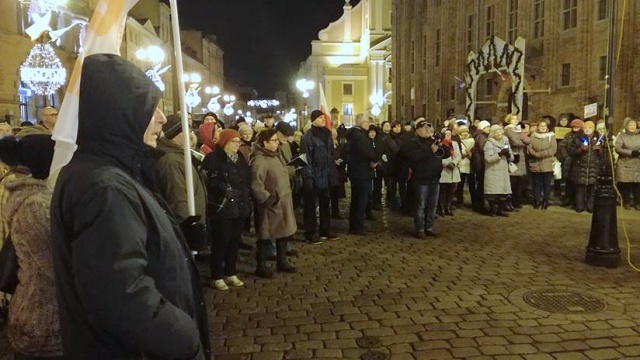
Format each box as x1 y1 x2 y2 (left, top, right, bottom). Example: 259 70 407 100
393 0 639 130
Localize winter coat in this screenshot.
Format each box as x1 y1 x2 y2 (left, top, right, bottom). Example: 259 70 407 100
3 178 62 357
201 147 252 219
484 137 513 195
346 127 380 180
459 138 475 174
471 131 489 173
154 137 207 225
615 132 640 183
440 141 461 183
504 124 528 176
399 136 450 185
301 127 334 191
561 131 581 180
528 132 557 173
382 132 403 177
331 141 347 198
568 134 602 186
50 54 209 360
238 140 252 162
250 144 297 240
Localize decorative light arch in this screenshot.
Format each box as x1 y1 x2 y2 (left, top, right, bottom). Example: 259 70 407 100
465 36 526 121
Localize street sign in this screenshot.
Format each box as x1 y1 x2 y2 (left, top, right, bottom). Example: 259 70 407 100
584 102 598 119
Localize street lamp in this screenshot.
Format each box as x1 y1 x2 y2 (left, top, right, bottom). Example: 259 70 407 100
296 78 315 129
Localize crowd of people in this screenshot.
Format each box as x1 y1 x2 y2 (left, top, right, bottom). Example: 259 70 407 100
0 54 638 359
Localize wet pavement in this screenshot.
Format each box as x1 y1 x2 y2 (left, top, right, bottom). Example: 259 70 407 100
2 202 640 359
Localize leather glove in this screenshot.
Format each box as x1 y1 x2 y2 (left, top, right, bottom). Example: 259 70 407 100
513 154 520 164
632 150 640 157
446 162 456 170
498 148 510 157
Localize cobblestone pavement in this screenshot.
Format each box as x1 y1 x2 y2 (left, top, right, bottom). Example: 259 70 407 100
205 204 640 360
1 203 639 360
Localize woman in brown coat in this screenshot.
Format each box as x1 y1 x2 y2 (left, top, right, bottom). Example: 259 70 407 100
615 117 640 209
250 129 296 278
0 135 63 359
528 118 557 209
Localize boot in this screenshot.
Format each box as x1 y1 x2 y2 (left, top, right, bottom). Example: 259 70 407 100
497 200 509 217
533 198 540 209
488 200 498 217
542 200 549 210
255 240 273 279
437 204 446 217
276 238 296 273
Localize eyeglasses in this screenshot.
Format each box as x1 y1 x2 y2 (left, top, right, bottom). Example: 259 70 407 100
229 139 241 144
268 138 279 143
416 122 433 129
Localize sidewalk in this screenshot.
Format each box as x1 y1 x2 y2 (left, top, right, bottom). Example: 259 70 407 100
206 204 640 359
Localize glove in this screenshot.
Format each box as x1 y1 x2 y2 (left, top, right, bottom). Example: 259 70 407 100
513 154 520 164
334 158 344 165
180 216 206 251
498 148 510 157
632 150 640 157
446 162 456 170
579 145 589 153
382 154 388 162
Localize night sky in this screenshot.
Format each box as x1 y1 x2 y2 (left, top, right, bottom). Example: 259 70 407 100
171 0 360 98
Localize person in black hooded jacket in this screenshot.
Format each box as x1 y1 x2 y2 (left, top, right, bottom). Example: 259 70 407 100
50 54 209 360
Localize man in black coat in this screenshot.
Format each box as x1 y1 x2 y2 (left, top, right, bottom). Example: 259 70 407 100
50 54 209 359
399 118 450 238
346 113 381 235
300 110 339 243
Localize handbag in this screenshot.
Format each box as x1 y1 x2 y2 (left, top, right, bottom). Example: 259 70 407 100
0 235 19 294
508 162 518 174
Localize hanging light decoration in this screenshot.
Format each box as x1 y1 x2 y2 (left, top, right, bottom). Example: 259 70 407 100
223 103 234 116
27 0 68 18
207 96 221 113
184 88 201 108
20 42 67 96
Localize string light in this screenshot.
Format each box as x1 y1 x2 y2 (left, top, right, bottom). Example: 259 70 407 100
20 42 66 95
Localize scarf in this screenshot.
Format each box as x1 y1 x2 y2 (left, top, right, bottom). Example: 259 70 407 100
441 138 454 157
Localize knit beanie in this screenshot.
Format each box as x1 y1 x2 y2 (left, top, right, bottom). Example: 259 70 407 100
0 134 55 179
275 121 294 136
216 129 240 149
310 110 324 122
583 121 595 131
163 114 183 140
489 125 503 136
570 119 584 128
478 120 491 130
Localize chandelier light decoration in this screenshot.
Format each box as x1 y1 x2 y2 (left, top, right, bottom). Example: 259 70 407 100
20 42 67 96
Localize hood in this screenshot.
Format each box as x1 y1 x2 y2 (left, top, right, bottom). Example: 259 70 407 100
199 122 216 149
3 177 48 223
76 54 162 175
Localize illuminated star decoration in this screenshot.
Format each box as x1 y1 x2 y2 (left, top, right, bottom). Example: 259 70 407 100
20 42 67 95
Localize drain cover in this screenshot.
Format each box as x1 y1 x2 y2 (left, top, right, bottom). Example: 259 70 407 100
361 351 389 360
356 336 382 349
523 289 606 313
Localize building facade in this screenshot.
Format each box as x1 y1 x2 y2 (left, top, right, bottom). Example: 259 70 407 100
299 0 393 127
393 0 639 129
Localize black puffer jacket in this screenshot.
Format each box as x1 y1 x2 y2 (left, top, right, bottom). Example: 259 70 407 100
50 54 209 360
568 134 602 186
300 126 334 191
201 147 252 219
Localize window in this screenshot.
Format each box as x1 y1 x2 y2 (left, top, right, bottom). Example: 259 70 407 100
562 0 578 30
485 79 494 96
422 34 427 70
466 14 475 53
342 83 353 96
597 0 609 20
342 103 354 116
533 0 545 39
599 56 608 80
436 88 441 103
486 5 495 39
410 40 415 74
561 63 571 86
507 0 518 43
435 29 441 67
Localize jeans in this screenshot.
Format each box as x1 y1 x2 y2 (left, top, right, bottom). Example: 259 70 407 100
209 217 243 279
414 182 440 233
349 178 371 232
303 186 331 237
531 172 553 202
